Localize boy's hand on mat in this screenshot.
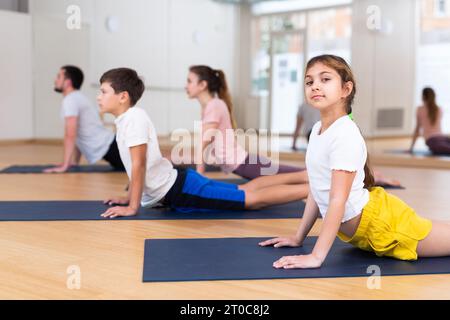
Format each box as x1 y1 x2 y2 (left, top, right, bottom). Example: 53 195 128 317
43 165 70 173
101 205 137 219
258 237 302 248
103 197 129 206
273 254 322 269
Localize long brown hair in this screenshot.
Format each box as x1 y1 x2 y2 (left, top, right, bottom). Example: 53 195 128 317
189 65 237 129
305 55 375 190
422 87 440 125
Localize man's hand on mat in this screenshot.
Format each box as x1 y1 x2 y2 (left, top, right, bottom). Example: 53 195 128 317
273 254 322 269
103 197 129 206
43 165 70 173
101 205 137 219
258 237 302 248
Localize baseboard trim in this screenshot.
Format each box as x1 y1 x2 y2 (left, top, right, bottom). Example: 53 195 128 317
0 139 63 146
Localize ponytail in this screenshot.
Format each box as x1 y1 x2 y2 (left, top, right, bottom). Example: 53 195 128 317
215 70 237 129
189 65 238 129
363 153 375 190
422 87 439 126
347 104 375 190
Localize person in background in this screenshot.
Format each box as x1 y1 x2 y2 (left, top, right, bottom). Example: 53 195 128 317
410 87 450 155
185 65 304 180
45 65 124 173
292 101 320 150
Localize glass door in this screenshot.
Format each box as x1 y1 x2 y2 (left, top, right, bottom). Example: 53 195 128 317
269 31 305 134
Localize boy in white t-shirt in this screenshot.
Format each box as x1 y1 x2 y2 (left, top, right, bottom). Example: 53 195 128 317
97 68 310 218
45 65 124 173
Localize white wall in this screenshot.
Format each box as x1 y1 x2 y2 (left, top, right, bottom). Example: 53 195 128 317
0 0 19 11
29 0 241 138
31 16 91 138
351 0 416 137
0 10 33 140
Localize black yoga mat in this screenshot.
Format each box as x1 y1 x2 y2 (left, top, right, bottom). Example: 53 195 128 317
0 200 305 221
142 237 450 282
0 164 123 174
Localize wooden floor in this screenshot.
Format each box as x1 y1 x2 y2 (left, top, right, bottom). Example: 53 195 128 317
1 142 450 299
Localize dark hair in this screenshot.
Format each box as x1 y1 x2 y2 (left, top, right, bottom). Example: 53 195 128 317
422 87 440 125
99 68 145 106
305 55 356 115
62 65 84 90
305 55 375 190
189 65 237 129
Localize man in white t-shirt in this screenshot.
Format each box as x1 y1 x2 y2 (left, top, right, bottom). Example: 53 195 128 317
45 66 124 173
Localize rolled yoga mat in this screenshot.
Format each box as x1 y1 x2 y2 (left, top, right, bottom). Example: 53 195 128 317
142 236 450 282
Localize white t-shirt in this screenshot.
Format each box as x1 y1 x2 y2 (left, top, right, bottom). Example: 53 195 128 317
114 107 178 208
61 91 115 164
305 115 369 222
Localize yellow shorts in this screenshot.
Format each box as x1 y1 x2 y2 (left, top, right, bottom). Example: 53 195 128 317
337 187 433 261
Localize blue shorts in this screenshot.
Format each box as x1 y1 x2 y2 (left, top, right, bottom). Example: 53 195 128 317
163 169 246 212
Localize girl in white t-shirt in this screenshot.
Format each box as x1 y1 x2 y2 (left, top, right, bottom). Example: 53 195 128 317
185 65 303 180
260 55 450 269
183 65 401 189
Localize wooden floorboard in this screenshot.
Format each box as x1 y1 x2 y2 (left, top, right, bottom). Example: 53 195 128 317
0 143 449 299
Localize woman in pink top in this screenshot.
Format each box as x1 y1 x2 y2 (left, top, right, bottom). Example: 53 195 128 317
410 87 450 155
185 65 304 180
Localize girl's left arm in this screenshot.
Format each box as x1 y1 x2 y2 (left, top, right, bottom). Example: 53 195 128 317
311 169 356 263
273 169 355 269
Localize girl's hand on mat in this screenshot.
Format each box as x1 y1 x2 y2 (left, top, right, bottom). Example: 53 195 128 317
103 197 129 206
101 206 137 219
258 237 302 248
273 254 322 269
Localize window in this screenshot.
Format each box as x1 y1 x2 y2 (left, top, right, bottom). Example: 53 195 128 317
251 12 306 96
434 0 448 17
417 0 450 132
307 7 352 63
250 6 352 133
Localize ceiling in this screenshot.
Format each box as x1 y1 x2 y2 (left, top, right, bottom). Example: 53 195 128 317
212 0 289 4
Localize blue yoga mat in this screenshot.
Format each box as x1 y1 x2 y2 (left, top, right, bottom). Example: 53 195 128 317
0 164 122 173
142 237 450 282
385 149 450 158
0 164 221 174
174 164 221 172
0 200 305 221
220 178 404 190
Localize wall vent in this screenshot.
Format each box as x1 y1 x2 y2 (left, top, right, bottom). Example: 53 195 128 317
376 108 404 129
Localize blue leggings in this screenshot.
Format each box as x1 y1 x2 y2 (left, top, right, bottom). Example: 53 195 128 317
163 169 246 213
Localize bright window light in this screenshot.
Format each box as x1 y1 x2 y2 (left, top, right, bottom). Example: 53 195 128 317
252 0 352 15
